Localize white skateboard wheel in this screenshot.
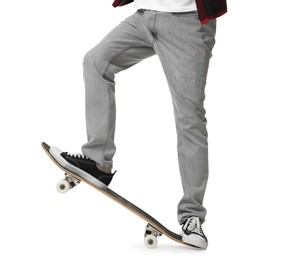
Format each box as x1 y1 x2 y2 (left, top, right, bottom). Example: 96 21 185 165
144 235 157 249
56 179 72 193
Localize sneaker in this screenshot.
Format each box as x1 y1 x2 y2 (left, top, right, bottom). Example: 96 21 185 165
180 216 208 249
49 147 115 188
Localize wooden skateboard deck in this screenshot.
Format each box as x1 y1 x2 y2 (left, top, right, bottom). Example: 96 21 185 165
41 142 197 249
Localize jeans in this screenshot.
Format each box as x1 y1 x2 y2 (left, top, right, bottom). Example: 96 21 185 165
81 9 216 224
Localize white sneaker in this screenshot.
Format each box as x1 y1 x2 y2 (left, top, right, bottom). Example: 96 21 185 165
180 216 208 249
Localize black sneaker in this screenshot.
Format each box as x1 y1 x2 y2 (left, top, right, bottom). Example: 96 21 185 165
180 216 208 249
49 147 115 187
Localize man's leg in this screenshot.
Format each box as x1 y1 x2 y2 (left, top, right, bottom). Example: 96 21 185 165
81 12 155 171
153 12 217 225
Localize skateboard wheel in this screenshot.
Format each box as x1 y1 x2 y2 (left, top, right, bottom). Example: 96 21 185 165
144 235 157 249
56 179 72 193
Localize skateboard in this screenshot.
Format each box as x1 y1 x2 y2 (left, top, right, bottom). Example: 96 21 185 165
41 142 198 249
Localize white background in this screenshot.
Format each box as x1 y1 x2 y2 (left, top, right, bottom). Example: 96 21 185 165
1 0 302 259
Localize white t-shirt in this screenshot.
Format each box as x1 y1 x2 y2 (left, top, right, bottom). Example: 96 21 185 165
134 0 197 12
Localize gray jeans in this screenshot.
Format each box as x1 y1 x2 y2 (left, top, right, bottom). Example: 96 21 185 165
81 9 216 225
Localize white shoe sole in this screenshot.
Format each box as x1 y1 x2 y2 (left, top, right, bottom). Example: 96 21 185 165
180 230 208 249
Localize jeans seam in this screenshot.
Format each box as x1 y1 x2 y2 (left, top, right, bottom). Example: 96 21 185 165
122 20 150 46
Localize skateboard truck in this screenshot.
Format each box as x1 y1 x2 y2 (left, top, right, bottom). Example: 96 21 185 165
56 173 81 193
144 224 163 249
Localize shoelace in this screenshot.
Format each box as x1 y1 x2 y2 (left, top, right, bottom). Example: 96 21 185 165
62 152 90 160
187 217 203 235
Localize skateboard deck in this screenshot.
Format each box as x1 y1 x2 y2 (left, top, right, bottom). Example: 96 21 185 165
41 142 197 249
